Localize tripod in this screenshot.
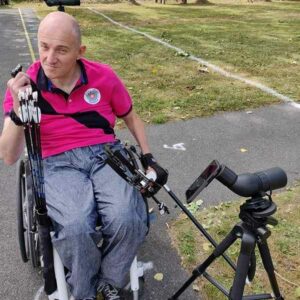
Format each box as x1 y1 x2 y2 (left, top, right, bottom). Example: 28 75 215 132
170 194 284 300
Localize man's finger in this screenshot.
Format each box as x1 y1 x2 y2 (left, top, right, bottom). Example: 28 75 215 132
14 73 30 86
7 75 31 95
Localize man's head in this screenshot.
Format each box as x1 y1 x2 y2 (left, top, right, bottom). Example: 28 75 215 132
37 12 86 81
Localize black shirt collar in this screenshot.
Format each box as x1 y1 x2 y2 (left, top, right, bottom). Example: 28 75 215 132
36 59 88 93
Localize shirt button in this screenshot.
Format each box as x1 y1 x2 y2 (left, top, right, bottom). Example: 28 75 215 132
69 99 72 103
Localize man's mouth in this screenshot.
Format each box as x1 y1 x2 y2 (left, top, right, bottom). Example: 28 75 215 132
45 64 58 70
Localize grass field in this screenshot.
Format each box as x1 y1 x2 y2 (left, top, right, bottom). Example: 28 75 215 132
169 184 300 299
13 0 300 124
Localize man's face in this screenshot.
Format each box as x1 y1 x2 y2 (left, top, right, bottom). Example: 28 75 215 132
38 27 84 81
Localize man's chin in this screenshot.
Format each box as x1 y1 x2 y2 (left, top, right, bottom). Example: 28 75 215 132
44 68 59 80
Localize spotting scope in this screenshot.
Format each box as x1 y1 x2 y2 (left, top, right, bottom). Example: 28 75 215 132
186 160 288 203
44 0 80 7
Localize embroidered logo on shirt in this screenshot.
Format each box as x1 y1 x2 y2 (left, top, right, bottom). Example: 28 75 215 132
84 88 101 105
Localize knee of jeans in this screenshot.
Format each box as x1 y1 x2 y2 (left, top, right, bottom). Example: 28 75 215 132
62 217 97 238
103 208 136 236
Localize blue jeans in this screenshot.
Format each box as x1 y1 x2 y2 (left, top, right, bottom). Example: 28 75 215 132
43 142 148 299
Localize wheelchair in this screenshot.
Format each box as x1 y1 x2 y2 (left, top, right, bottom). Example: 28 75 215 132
16 153 152 300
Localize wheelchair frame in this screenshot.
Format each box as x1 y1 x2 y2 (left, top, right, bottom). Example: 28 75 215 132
16 156 150 300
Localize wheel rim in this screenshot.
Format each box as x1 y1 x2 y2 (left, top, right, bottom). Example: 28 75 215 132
16 159 29 263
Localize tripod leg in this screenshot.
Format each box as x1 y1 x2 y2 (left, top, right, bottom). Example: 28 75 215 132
169 226 239 299
230 229 256 300
257 241 284 300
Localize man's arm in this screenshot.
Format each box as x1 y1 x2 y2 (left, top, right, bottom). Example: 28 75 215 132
0 72 31 165
122 110 150 155
123 110 169 191
0 117 25 165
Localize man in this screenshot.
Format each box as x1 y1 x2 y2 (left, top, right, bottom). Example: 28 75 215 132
0 12 166 300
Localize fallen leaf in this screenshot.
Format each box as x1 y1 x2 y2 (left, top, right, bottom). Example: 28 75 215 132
196 199 203 206
192 284 200 292
186 85 196 91
154 273 164 281
198 67 209 74
295 286 300 298
202 242 212 252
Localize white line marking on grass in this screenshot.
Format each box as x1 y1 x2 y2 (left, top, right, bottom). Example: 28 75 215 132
88 7 299 109
290 102 300 109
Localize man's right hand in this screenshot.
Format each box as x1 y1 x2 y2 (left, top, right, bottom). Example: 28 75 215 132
7 71 31 112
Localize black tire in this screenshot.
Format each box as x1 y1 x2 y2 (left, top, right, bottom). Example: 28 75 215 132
16 159 29 263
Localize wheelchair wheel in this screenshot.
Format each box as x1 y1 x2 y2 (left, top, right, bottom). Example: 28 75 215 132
16 159 29 263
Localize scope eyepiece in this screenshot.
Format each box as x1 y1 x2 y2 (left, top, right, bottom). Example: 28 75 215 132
217 166 287 197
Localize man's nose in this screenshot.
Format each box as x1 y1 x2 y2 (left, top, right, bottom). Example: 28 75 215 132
47 50 57 64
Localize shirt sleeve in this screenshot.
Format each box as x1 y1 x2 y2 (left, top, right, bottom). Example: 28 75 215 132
3 89 13 117
110 73 133 118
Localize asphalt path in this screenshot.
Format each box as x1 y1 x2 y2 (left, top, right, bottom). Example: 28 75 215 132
0 8 43 300
0 7 299 300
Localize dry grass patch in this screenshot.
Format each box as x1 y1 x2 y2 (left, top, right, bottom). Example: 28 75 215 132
169 184 300 299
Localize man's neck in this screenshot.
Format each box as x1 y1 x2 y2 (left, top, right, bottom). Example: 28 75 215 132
51 63 81 94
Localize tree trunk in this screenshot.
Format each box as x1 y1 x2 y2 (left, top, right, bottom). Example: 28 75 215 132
128 0 140 5
195 0 209 4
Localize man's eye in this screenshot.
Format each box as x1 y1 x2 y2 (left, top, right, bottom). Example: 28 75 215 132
58 49 68 54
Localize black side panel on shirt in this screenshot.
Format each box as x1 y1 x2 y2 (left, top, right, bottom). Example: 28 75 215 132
31 80 114 135
31 80 57 115
66 111 114 134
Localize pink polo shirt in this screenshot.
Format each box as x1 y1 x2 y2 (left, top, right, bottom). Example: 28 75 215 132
3 58 133 158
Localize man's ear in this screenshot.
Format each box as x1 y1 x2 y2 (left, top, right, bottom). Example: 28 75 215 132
78 45 86 59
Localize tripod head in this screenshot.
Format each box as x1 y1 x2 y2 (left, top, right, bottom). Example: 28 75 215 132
238 193 278 229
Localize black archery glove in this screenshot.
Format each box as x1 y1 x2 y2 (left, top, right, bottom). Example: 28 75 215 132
140 153 168 196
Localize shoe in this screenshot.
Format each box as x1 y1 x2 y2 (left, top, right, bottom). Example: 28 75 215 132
97 282 122 300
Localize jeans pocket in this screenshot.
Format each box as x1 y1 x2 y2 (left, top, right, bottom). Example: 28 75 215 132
43 152 72 174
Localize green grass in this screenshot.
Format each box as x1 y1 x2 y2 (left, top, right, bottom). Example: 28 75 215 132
169 184 300 299
16 1 300 124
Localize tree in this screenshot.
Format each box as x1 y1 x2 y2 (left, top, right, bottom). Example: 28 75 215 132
180 0 209 4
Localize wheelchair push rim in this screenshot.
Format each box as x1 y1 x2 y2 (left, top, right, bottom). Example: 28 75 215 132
16 159 40 268
16 159 29 263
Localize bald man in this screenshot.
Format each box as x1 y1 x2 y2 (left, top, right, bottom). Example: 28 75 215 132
0 12 166 300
